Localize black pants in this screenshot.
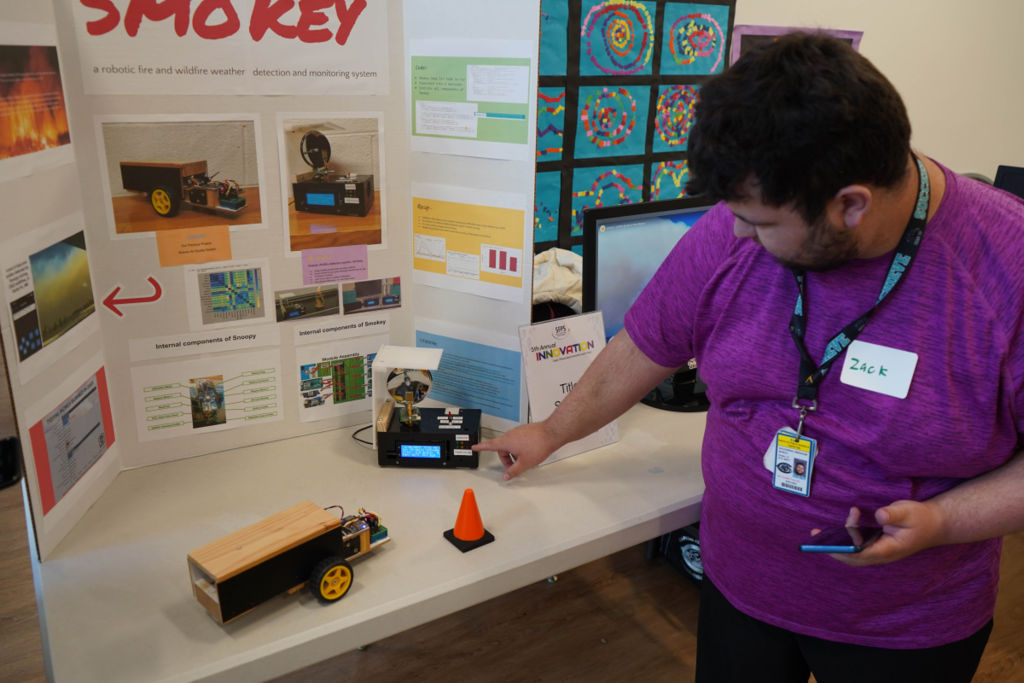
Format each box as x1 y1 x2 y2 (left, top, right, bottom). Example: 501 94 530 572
696 575 993 683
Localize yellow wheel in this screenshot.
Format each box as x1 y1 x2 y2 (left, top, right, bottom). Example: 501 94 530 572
150 186 180 217
311 556 354 605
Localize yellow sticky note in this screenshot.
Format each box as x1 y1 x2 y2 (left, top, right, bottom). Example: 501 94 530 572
156 226 232 267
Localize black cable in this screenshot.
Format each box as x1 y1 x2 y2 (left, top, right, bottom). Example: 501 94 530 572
352 424 373 445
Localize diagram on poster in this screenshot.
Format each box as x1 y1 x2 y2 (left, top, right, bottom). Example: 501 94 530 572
28 361 115 515
412 183 528 303
70 0 390 97
297 334 387 423
409 39 533 160
184 258 272 332
130 349 282 443
415 317 525 432
0 23 74 183
0 212 99 386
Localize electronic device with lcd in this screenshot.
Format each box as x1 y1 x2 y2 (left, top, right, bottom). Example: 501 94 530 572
120 159 247 218
375 367 482 469
581 196 718 412
799 525 883 554
292 130 375 217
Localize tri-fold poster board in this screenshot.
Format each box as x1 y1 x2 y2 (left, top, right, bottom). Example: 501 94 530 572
1 0 541 560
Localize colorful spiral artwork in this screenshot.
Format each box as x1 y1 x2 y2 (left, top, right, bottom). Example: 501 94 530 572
581 87 637 149
537 88 566 160
571 167 643 234
669 13 725 72
651 161 691 200
654 85 699 152
581 0 655 76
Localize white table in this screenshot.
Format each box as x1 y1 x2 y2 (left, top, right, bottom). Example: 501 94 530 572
33 404 706 683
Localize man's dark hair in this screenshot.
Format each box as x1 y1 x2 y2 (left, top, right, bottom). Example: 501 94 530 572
686 33 912 222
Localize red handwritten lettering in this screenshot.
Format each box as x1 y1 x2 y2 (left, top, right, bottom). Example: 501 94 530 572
249 0 298 40
192 0 240 39
125 0 192 37
296 0 333 43
334 0 366 46
80 0 121 35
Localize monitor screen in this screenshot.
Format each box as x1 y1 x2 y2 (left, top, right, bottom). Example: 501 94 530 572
355 280 382 298
995 166 1024 200
400 444 442 459
594 205 710 340
306 192 336 206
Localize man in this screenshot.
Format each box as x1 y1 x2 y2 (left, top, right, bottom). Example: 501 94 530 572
475 34 1024 682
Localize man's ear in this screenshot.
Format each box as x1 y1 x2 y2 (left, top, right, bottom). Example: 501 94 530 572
832 185 872 229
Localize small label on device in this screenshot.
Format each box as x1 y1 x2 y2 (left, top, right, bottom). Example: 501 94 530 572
344 197 359 204
456 434 470 441
454 449 472 456
345 184 356 190
437 425 459 429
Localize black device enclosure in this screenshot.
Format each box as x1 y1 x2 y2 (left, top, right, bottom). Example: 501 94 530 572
377 407 482 469
293 174 375 217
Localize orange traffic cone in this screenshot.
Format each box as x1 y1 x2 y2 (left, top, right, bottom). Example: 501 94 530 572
444 488 495 552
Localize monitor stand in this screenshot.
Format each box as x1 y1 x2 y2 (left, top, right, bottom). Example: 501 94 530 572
640 367 710 413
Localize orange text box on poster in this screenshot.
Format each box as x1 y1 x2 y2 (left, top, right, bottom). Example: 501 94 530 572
156 226 232 267
412 197 524 288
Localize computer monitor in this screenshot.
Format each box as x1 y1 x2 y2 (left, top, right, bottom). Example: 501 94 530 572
994 166 1024 200
581 196 718 412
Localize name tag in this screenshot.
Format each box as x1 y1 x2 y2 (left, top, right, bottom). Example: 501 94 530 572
839 340 918 399
772 432 816 497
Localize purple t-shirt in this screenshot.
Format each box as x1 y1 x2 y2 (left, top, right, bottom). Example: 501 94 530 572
625 166 1024 648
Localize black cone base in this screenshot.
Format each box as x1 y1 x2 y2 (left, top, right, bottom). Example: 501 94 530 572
444 528 495 553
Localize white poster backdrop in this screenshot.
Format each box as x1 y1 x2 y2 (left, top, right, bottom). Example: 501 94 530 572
0 22 75 183
0 212 100 386
130 348 283 443
68 0 390 96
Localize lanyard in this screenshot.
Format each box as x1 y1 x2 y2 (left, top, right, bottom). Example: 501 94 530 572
789 155 930 435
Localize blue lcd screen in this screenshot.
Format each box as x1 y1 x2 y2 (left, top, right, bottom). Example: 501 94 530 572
306 193 336 206
401 444 442 459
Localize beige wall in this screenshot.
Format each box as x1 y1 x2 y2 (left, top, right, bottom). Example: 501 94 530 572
101 121 260 197
735 0 1024 178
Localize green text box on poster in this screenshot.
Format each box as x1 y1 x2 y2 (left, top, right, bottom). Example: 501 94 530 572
411 56 531 145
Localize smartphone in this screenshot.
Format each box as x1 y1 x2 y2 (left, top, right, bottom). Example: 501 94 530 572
800 525 883 553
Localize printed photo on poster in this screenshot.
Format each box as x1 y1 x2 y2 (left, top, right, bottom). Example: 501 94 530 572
275 284 340 322
130 349 282 443
0 23 74 183
94 114 268 240
28 362 115 516
408 39 534 161
296 334 387 422
278 113 388 256
70 0 390 97
412 183 529 303
341 277 401 315
183 258 272 332
415 317 525 432
0 212 99 386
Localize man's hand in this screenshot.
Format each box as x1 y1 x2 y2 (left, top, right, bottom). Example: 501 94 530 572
473 422 561 481
812 502 949 567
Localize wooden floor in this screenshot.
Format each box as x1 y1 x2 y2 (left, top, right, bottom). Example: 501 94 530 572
288 191 382 251
111 188 263 234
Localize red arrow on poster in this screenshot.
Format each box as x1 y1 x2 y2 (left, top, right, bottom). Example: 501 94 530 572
103 276 163 317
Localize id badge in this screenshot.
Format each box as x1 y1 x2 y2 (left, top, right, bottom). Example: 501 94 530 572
772 432 816 497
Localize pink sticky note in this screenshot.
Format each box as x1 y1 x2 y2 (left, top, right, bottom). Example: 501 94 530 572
301 245 368 286
310 224 337 234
